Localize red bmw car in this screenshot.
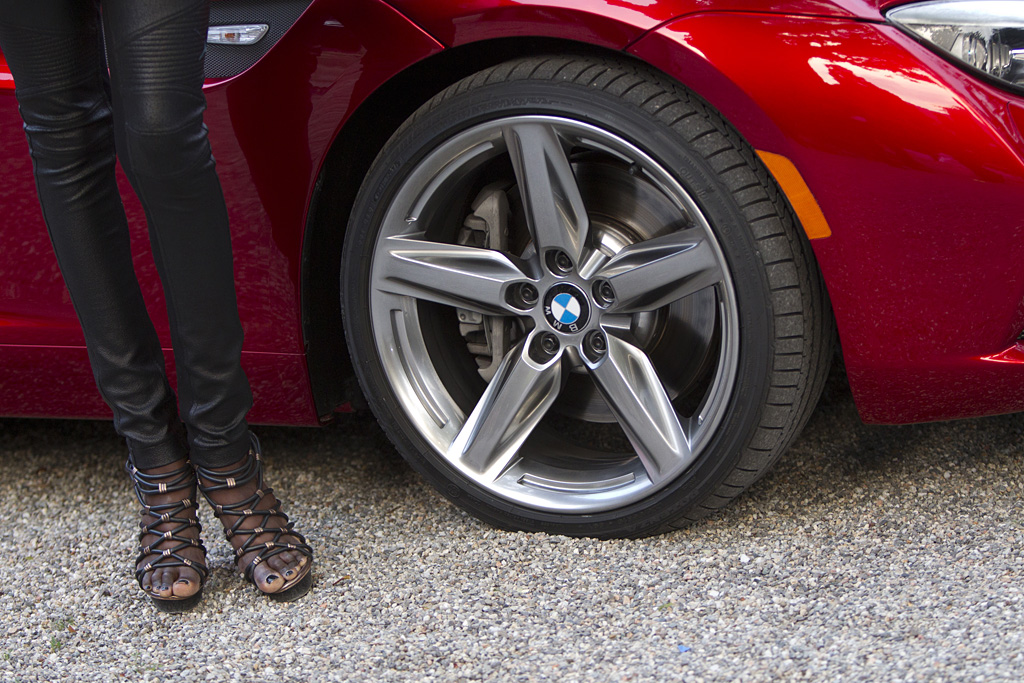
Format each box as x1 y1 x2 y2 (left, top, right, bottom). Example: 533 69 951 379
2 0 1023 537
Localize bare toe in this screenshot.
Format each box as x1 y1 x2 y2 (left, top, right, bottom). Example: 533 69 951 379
152 568 174 598
251 563 284 593
283 549 309 567
268 553 293 575
276 551 304 580
171 568 201 598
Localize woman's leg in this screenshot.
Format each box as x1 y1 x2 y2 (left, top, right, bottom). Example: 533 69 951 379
100 0 253 469
0 2 204 603
0 2 187 469
101 0 311 597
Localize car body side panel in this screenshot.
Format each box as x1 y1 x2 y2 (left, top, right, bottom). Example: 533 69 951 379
0 0 443 423
631 13 1024 423
0 344 315 424
201 0 442 355
384 0 886 50
5 0 1024 427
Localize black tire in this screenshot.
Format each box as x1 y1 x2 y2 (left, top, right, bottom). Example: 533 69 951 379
341 55 834 538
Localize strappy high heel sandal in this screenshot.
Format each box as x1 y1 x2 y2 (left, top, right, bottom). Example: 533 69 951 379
195 434 313 601
127 458 209 613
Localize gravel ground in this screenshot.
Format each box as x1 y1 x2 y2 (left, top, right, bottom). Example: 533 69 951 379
1 372 1023 682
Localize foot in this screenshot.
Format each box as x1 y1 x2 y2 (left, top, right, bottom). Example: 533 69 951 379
129 459 208 602
196 437 312 596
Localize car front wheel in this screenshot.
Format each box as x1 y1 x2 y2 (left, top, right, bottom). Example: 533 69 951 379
342 56 833 538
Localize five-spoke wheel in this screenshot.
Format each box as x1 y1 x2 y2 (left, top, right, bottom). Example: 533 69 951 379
342 56 832 537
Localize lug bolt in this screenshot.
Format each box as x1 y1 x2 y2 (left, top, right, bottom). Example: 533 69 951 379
531 332 560 363
549 250 574 275
507 282 539 310
594 280 615 307
541 333 559 354
584 330 607 360
519 283 539 306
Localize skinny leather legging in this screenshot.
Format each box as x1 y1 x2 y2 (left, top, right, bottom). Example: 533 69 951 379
0 0 253 469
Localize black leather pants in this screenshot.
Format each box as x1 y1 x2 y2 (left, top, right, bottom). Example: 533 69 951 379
0 0 253 469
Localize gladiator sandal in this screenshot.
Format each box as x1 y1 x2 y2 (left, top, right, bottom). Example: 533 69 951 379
195 434 313 601
127 458 209 613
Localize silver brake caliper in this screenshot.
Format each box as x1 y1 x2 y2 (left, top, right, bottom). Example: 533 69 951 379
456 183 513 383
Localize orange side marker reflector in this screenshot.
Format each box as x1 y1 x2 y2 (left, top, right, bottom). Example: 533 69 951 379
756 151 832 240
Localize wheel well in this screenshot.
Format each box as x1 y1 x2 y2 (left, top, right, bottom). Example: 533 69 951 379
300 37 635 419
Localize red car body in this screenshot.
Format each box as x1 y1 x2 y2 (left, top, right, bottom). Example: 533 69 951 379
2 0 1023 426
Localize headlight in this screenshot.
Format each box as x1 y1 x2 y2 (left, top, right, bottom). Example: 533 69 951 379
887 1 1024 91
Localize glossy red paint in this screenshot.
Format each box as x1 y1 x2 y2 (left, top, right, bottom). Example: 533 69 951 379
386 0 886 50
0 344 315 424
0 54 12 90
1009 102 1024 145
201 0 443 357
631 13 1024 423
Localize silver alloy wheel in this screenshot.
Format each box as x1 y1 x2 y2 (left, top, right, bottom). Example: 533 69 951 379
368 116 739 513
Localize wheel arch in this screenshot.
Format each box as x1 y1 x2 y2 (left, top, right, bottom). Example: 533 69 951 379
301 30 837 421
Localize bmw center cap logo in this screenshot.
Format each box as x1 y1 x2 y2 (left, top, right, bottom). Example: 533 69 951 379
544 284 590 333
552 293 581 325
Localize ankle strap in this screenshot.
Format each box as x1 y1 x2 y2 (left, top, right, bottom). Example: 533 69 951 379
125 460 195 502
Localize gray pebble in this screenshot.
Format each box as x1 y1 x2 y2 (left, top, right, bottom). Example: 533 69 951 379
1 376 1023 681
